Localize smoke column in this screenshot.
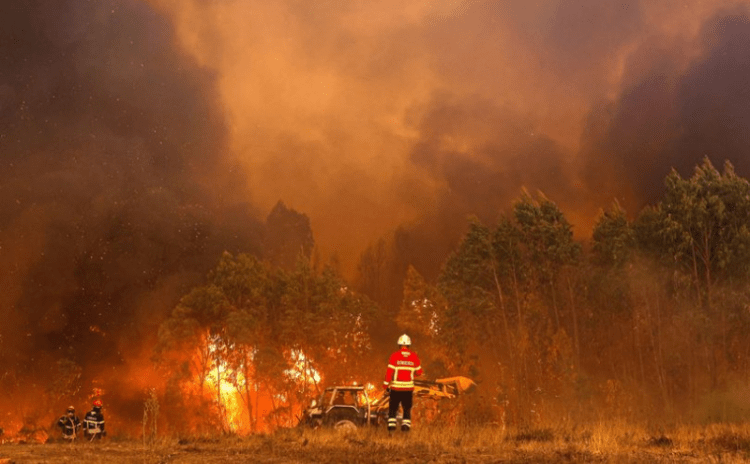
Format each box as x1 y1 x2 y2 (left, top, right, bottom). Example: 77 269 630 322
0 0 262 400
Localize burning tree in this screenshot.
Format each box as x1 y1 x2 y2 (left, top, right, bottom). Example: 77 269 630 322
154 252 377 434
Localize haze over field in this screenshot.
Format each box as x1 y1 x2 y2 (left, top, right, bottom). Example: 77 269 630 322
3 0 750 436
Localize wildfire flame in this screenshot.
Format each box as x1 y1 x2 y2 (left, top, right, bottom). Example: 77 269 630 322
193 337 323 433
285 349 322 385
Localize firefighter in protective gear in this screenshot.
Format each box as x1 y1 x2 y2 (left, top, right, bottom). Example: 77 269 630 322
83 399 106 440
383 334 422 432
57 406 81 440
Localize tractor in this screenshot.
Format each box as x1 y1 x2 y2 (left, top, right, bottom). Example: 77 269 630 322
298 385 371 431
299 377 475 430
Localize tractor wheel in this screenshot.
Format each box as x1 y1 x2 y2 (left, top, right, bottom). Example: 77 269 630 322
334 420 357 432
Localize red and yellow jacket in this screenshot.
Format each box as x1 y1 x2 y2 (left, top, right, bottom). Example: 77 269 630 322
384 347 422 391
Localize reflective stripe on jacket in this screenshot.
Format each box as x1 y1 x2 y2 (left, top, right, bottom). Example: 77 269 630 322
384 347 422 391
57 415 81 437
84 410 105 433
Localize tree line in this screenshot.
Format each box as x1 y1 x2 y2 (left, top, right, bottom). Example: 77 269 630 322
156 157 750 431
401 157 750 426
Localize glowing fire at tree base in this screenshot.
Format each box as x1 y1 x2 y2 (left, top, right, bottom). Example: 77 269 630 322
185 338 324 434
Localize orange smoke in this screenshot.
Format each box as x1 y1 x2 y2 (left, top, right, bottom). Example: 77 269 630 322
143 0 750 277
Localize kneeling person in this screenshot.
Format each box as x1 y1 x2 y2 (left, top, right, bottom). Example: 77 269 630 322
83 400 106 440
57 406 81 441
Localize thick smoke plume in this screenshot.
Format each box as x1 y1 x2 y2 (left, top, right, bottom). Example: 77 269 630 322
0 0 263 419
581 5 750 211
146 0 750 278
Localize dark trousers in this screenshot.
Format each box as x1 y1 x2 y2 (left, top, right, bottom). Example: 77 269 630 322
388 389 413 431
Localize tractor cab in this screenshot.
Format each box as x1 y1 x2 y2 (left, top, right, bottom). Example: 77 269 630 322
300 385 370 430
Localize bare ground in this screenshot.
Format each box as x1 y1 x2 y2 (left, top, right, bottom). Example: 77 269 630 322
2 424 750 463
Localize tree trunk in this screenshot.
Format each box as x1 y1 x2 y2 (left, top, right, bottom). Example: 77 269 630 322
243 351 255 432
492 264 514 367
634 310 645 386
510 262 530 411
550 280 560 331
566 276 580 364
255 381 260 430
269 390 280 429
216 360 224 431
691 241 702 305
653 297 671 412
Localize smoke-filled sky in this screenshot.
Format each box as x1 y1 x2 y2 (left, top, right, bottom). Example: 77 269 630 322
0 0 266 382
4 0 750 388
146 0 750 270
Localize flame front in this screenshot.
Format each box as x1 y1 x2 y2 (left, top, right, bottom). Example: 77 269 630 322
203 346 253 433
182 336 323 433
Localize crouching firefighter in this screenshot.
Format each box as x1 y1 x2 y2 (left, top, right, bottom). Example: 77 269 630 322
83 400 106 440
383 334 422 433
57 406 81 441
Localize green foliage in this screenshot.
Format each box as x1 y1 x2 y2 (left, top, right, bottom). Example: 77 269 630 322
513 191 581 278
491 216 525 282
438 219 505 367
210 252 272 311
632 206 664 258
638 158 750 285
398 265 445 338
434 196 586 423
592 200 634 267
155 284 229 354
440 220 498 319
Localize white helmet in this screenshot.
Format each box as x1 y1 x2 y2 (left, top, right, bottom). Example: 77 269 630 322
397 334 411 346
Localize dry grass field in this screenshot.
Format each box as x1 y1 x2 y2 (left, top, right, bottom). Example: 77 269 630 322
3 422 750 463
